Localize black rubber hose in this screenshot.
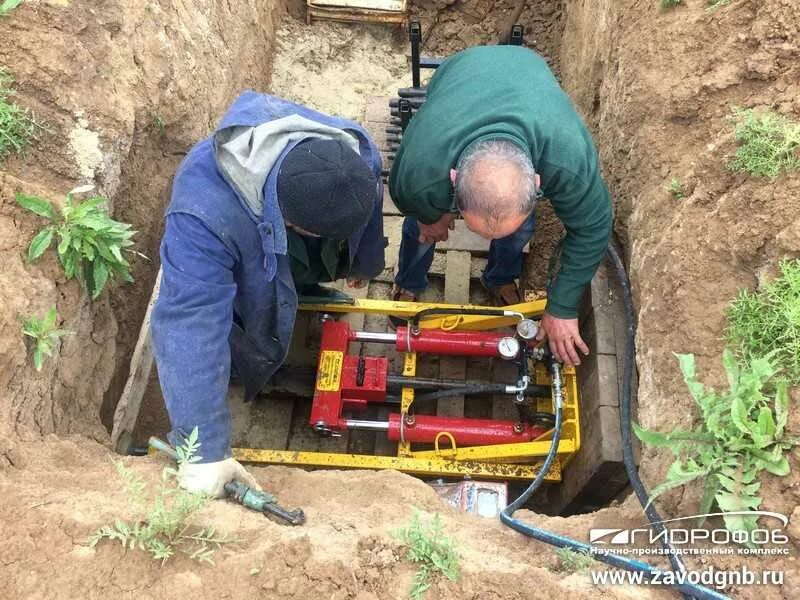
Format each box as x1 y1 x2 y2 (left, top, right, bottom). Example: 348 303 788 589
606 244 690 577
498 246 728 600
414 384 505 402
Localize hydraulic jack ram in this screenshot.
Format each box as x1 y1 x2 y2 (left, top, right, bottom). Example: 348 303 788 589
309 317 548 446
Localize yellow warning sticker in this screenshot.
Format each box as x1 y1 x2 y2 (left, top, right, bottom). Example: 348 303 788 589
316 351 344 392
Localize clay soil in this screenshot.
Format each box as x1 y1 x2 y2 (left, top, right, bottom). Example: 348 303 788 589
1 0 800 598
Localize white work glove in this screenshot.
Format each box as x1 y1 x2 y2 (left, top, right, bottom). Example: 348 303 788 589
178 457 262 499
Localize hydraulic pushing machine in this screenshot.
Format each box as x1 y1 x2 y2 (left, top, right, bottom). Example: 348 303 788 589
232 18 581 483
234 298 581 483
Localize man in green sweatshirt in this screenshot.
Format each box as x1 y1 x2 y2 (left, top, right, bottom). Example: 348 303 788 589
389 45 613 367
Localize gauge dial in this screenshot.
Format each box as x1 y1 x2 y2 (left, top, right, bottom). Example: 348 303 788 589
497 336 521 360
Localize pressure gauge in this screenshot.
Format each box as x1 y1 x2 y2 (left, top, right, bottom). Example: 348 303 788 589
516 319 539 341
497 336 521 360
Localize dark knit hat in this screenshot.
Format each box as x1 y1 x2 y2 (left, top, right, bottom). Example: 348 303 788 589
277 138 376 240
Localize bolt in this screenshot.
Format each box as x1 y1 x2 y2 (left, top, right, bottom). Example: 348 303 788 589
513 422 525 434
404 414 416 426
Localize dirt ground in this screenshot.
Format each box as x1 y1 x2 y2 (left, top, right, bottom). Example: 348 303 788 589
1 0 799 598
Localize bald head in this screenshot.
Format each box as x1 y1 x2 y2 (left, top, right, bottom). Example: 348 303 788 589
453 140 537 239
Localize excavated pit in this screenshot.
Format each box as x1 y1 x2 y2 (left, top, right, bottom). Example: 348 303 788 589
2 0 799 598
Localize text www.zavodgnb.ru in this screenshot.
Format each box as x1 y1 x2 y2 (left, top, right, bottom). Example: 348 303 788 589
590 566 784 589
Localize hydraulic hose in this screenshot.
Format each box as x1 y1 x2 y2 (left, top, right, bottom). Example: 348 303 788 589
499 245 729 600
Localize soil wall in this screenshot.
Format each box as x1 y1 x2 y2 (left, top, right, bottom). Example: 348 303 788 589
559 0 800 518
0 0 287 462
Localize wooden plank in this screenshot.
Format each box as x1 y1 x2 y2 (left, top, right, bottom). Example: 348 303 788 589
437 251 470 417
309 0 405 10
230 386 295 451
373 255 488 283
111 269 162 454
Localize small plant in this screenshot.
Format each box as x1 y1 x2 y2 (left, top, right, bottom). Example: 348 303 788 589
665 177 685 199
394 509 460 600
21 307 71 371
726 259 800 385
660 0 683 10
0 67 38 160
728 108 800 177
0 0 23 17
16 187 138 298
706 0 731 10
635 351 799 539
152 114 165 132
88 428 234 564
554 547 595 573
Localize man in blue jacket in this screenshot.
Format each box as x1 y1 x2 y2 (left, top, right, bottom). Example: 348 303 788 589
151 92 385 497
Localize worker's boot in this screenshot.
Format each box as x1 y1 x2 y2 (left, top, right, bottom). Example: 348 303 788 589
482 279 522 306
389 285 418 328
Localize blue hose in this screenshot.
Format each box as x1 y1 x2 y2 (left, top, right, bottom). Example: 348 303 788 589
499 246 730 600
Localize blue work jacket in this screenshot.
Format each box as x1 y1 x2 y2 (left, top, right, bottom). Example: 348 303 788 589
151 92 384 462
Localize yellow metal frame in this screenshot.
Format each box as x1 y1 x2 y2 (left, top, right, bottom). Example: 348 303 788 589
233 299 580 483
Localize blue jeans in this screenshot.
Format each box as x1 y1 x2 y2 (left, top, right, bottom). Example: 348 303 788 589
394 212 537 294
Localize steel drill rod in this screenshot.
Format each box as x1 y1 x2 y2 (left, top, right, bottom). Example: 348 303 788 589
345 419 390 431
387 375 552 398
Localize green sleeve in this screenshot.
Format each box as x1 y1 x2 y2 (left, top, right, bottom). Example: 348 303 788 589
388 155 451 225
545 170 613 318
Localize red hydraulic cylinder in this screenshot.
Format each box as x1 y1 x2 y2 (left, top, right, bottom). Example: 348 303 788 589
394 326 511 358
387 414 547 446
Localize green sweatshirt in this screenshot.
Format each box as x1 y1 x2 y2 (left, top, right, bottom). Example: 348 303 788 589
388 45 613 318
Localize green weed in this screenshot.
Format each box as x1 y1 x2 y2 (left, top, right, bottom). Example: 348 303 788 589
88 428 235 565
152 114 165 132
726 259 800 385
0 67 38 160
660 0 683 10
16 187 138 298
394 510 460 600
21 307 71 371
554 547 595 573
635 351 798 540
728 108 800 177
707 0 731 10
0 0 23 17
666 177 685 199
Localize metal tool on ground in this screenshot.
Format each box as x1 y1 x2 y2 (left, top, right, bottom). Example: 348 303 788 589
148 437 306 526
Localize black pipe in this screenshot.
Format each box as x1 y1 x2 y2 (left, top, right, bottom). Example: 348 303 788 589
607 244 690 577
414 384 506 402
498 246 724 599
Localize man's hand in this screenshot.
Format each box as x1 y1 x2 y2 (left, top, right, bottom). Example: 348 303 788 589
537 313 590 367
346 277 367 289
178 457 262 499
417 213 456 244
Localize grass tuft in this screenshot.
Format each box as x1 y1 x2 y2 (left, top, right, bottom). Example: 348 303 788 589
660 0 683 10
394 509 460 600
88 427 235 565
554 547 595 573
665 177 685 199
726 259 800 385
0 67 38 161
728 108 800 177
707 0 732 10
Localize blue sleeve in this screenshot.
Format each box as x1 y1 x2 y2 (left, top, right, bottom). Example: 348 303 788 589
151 213 238 463
349 182 386 280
